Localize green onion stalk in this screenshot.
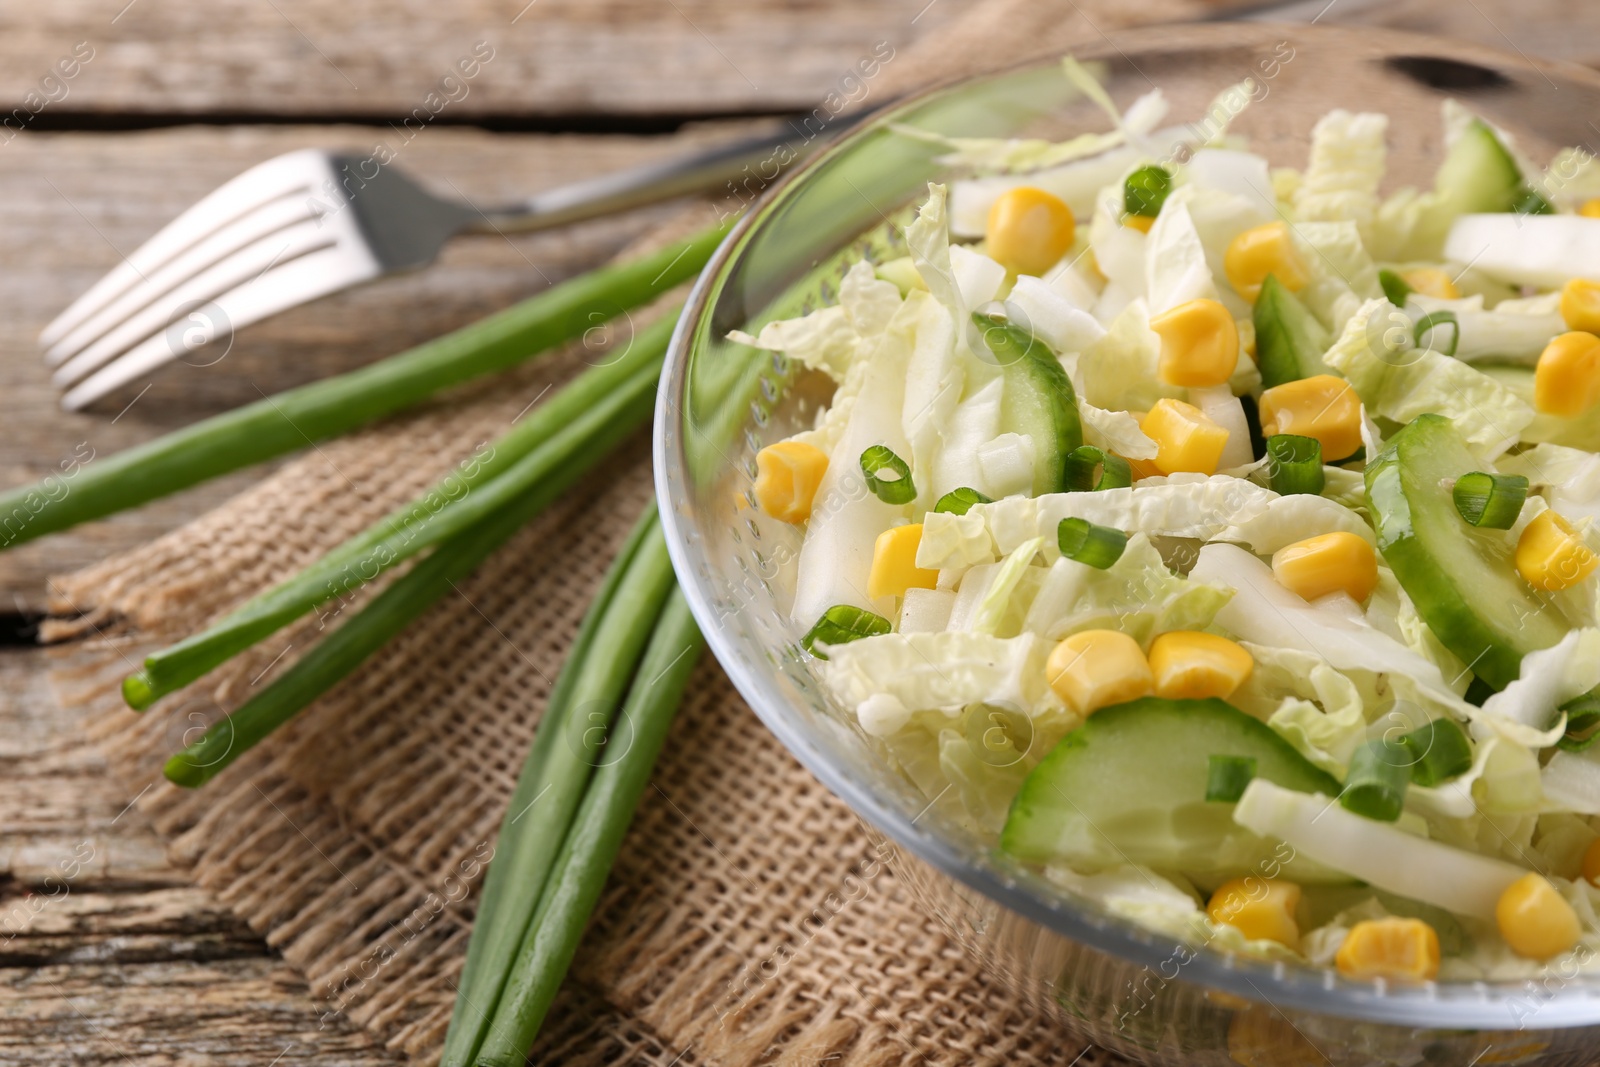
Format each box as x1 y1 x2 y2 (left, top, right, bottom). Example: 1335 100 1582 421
160 390 664 788
473 584 703 1066
0 223 726 547
125 311 680 710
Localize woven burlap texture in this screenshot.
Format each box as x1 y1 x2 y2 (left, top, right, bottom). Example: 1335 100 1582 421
47 1 1214 1063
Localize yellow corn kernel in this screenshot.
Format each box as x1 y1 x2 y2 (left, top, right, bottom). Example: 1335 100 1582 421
1150 298 1240 387
1583 839 1600 886
1045 630 1153 715
753 441 829 524
1582 198 1600 219
1140 399 1230 475
1224 221 1310 301
1535 331 1600 416
1124 213 1155 234
1516 509 1598 592
1496 873 1581 960
986 186 1075 277
1272 532 1379 603
1560 279 1600 335
1335 918 1441 981
1149 631 1254 700
1227 1005 1325 1067
1399 266 1460 300
867 524 938 601
1207 877 1302 948
1258 374 1363 461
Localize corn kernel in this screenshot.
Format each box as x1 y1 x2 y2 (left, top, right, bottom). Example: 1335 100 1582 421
1399 266 1460 300
1258 374 1363 461
1046 630 1153 715
1224 221 1310 301
1535 331 1600 417
1583 839 1600 887
986 186 1075 277
1227 1006 1325 1067
867 524 938 602
1272 531 1379 603
753 441 829 524
1582 198 1600 219
1207 877 1302 948
1151 298 1240 387
1126 454 1164 481
1140 399 1230 475
1335 918 1440 981
1496 873 1581 960
1516 509 1598 592
1561 279 1600 335
1124 213 1155 234
1149 631 1255 700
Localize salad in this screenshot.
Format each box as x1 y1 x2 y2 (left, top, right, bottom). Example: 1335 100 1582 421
736 60 1600 983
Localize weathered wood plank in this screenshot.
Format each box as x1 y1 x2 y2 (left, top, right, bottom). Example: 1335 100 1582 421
0 122 751 607
0 0 951 120
0 642 402 1063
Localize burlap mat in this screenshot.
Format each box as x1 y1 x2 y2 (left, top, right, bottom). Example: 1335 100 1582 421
45 2 1227 1063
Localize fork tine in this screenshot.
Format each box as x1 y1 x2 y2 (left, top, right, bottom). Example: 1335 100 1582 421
45 193 321 368
52 217 371 392
39 149 334 349
60 240 383 411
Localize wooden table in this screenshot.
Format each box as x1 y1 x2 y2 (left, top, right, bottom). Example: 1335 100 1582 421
0 0 1589 1062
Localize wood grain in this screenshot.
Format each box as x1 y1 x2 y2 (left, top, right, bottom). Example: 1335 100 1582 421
0 120 758 610
0 0 954 120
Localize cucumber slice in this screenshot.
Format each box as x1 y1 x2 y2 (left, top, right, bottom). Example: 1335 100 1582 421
1001 697 1341 884
1252 274 1331 388
975 314 1084 495
1435 119 1524 217
1414 119 1525 257
1365 414 1567 690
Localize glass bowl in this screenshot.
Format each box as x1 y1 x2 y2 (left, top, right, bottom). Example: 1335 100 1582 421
656 22 1600 1066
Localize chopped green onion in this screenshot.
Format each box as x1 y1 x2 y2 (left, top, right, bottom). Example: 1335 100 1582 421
0 224 727 548
1339 739 1411 822
1056 517 1127 569
1557 694 1600 753
1124 165 1172 218
1064 445 1132 492
1413 310 1459 357
802 605 891 658
934 487 992 515
1396 718 1474 787
860 445 915 505
1265 434 1324 496
1513 186 1556 216
1206 755 1257 802
1451 471 1528 529
972 311 1050 366
1378 269 1412 307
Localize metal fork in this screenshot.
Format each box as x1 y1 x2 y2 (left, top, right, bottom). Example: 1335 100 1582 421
39 127 814 410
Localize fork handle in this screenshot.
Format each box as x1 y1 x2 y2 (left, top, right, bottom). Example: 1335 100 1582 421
465 114 869 234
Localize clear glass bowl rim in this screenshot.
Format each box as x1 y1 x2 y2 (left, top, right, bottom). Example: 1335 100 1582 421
655 23 1600 1031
